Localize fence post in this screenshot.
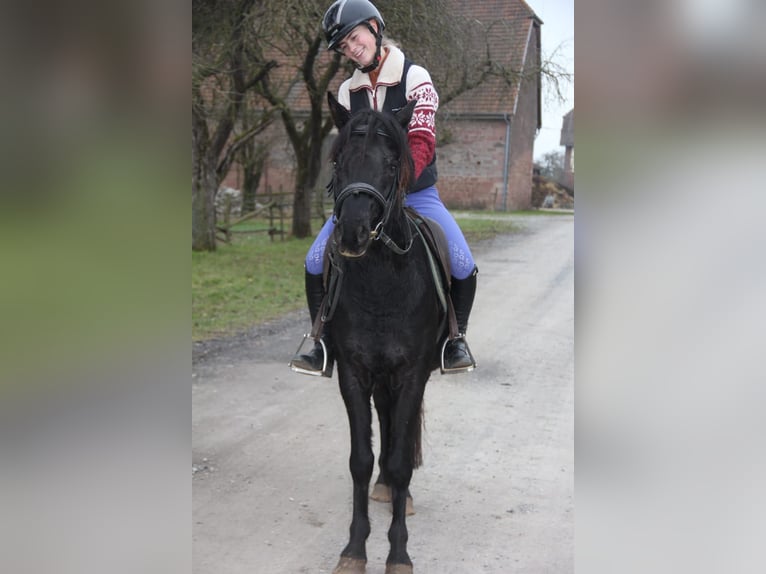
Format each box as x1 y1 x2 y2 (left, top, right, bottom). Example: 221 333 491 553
223 195 232 243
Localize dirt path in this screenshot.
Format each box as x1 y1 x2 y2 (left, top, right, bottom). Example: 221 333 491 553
193 214 574 573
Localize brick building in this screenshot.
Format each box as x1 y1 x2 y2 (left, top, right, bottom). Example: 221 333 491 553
436 0 543 210
223 0 543 212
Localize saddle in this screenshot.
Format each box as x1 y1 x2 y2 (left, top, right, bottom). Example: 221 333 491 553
310 209 459 343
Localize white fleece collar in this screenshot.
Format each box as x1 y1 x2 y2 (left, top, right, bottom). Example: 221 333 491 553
348 46 405 91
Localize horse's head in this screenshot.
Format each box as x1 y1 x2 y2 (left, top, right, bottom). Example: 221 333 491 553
327 92 416 258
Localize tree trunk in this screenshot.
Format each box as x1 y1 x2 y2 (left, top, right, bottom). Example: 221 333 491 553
290 114 328 238
292 179 312 238
192 158 218 251
192 118 219 251
241 140 267 213
241 169 259 214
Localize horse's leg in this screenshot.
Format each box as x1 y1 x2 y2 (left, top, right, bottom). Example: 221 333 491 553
335 372 374 573
385 377 427 572
372 384 391 501
372 387 415 515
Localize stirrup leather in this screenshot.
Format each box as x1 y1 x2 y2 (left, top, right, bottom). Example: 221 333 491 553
289 333 329 377
440 335 477 375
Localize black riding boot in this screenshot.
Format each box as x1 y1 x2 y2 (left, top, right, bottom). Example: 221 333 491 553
443 267 478 373
289 271 334 377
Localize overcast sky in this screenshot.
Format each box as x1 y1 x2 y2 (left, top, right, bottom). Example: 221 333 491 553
529 0 574 160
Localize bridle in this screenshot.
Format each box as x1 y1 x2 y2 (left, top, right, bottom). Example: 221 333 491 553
331 125 414 255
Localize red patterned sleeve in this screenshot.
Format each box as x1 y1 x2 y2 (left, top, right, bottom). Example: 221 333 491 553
406 71 439 181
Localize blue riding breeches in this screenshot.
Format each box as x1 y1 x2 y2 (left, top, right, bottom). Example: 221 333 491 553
305 185 476 279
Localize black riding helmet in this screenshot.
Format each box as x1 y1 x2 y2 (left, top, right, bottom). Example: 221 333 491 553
322 0 385 72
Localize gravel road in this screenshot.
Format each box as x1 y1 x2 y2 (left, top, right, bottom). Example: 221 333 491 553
193 213 574 573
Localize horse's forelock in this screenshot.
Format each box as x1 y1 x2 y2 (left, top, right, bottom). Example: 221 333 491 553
330 110 414 195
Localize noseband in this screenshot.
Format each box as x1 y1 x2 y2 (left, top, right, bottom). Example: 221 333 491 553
331 126 413 254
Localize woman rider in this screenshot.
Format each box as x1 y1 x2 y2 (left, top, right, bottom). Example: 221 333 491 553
290 0 478 376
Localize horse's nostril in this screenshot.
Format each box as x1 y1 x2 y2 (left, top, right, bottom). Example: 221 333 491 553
356 225 367 244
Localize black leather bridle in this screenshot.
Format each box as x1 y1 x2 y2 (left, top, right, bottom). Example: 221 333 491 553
330 126 414 254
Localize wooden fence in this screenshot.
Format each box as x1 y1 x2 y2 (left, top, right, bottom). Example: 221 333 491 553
215 188 293 244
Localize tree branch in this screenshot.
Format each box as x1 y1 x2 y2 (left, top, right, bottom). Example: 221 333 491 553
216 111 276 179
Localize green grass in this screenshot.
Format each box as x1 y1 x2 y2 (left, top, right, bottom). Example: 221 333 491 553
192 233 315 340
192 211 528 341
511 209 574 216
453 213 524 241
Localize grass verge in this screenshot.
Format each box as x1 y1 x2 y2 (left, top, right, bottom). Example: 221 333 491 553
192 212 524 341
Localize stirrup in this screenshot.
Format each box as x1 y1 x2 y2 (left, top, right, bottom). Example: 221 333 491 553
440 335 477 375
289 333 329 377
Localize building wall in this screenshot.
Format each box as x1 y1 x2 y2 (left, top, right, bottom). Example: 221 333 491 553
436 119 508 209
505 87 537 210
436 24 540 211
564 146 574 189
224 117 515 212
505 26 540 211
225 112 538 212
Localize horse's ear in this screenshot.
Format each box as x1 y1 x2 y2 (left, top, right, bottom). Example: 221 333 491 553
395 99 418 129
327 92 351 130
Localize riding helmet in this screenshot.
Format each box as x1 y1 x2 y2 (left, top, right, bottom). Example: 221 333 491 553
322 0 385 52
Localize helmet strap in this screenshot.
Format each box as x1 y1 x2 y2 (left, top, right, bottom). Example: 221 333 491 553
356 22 383 74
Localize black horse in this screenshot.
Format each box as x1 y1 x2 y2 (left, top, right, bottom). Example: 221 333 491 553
324 92 446 574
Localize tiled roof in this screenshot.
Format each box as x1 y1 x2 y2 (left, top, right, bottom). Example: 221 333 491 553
442 0 541 115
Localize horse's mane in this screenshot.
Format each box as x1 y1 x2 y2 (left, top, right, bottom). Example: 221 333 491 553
331 109 415 195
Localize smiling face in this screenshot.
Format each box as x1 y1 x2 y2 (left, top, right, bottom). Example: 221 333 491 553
335 21 379 68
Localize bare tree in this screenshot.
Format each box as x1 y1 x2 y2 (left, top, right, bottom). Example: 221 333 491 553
254 0 343 238
414 10 572 109
536 150 566 183
239 135 270 214
192 0 277 251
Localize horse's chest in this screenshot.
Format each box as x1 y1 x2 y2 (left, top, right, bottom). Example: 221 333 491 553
332 257 439 369
342 265 429 308
335 284 430 363
339 286 423 331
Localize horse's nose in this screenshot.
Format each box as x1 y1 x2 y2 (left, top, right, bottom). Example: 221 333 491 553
343 221 370 250
335 218 371 258
355 224 368 246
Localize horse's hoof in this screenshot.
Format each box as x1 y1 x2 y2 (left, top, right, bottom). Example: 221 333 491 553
385 564 413 574
332 556 366 574
370 485 415 515
370 483 391 502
